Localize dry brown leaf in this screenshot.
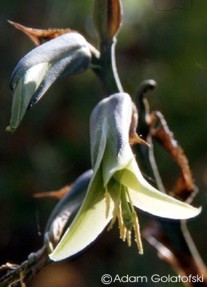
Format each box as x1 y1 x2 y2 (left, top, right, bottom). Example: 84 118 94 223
34 185 71 200
150 111 196 201
8 20 72 46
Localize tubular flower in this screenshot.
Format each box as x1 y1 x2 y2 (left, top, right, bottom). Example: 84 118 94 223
50 93 201 261
7 32 97 132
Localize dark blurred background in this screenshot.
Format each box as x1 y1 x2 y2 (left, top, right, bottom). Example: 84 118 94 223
0 0 207 286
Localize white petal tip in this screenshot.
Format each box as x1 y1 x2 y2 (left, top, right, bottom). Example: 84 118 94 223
183 205 202 219
154 205 202 220
49 252 65 262
6 126 15 133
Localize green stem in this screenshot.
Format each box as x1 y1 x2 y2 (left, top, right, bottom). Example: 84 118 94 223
92 38 123 94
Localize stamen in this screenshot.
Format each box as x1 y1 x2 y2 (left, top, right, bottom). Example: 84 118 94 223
121 227 127 242
106 183 143 254
118 204 126 241
105 187 111 218
107 206 117 231
125 188 143 254
126 230 132 247
107 186 120 231
132 211 143 254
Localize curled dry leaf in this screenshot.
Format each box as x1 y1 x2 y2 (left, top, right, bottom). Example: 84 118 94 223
8 20 72 46
150 111 196 201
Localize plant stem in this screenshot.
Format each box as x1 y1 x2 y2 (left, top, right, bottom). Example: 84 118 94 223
92 38 123 94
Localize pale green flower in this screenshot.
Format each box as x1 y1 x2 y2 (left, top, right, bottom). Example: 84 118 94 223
7 32 98 132
50 93 201 261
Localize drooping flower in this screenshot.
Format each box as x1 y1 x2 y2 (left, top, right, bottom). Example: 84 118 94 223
49 93 201 261
7 32 99 132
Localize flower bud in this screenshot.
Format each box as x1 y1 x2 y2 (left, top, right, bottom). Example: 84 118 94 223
7 32 92 132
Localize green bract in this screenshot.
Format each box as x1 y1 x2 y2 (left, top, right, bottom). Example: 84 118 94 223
49 93 201 261
7 32 95 132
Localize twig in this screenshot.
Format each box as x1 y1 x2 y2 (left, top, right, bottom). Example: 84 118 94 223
0 246 48 287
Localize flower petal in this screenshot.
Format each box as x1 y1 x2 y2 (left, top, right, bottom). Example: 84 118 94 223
90 93 134 186
114 159 201 219
29 45 91 108
49 169 114 261
7 62 49 132
45 169 93 234
45 169 93 252
11 32 91 86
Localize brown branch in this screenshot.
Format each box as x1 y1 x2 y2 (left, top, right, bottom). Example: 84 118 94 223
0 246 48 287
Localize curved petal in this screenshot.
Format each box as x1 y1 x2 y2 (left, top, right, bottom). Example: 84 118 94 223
29 45 91 107
7 62 49 132
45 170 93 252
114 159 201 220
45 169 93 233
11 32 90 86
49 169 114 261
90 93 134 186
